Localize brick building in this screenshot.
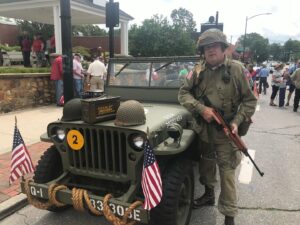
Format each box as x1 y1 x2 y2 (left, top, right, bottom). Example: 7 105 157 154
0 18 19 46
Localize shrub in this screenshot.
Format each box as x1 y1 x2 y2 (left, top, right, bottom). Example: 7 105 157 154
0 44 21 52
73 46 91 60
0 67 50 74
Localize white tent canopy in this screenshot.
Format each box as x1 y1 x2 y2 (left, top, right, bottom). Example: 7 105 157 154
0 0 133 54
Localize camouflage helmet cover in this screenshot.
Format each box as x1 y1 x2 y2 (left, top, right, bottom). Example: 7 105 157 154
197 28 229 50
114 100 146 126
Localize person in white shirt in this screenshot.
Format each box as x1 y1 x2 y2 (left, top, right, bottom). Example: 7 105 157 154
87 56 107 91
73 54 84 97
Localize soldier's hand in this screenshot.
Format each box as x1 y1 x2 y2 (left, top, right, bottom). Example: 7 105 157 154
200 106 215 123
230 123 238 134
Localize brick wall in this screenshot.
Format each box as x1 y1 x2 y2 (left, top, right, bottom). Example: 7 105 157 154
0 73 55 113
0 24 19 46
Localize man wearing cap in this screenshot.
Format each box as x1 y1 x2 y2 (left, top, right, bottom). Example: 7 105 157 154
87 56 107 91
178 29 257 225
50 53 63 106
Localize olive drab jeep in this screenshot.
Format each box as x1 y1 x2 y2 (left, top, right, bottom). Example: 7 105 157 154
21 56 201 225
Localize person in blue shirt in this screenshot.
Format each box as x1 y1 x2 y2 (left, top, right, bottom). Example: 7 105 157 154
258 64 269 95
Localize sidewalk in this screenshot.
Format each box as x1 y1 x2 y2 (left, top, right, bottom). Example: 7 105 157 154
0 105 62 218
0 105 63 155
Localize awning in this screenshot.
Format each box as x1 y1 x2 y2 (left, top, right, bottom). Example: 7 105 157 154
0 0 133 54
0 0 133 25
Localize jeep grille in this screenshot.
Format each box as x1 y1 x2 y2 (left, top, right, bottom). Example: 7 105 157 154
67 127 128 174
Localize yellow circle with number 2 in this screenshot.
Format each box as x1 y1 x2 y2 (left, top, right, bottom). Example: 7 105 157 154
67 130 84 151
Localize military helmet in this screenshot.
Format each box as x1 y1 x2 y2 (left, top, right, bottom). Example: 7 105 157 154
197 28 229 52
61 98 82 121
114 100 146 126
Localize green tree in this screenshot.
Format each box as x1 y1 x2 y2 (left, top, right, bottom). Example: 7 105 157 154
239 32 269 63
16 20 54 40
284 39 300 61
72 25 107 36
170 7 196 33
129 14 196 56
269 43 282 61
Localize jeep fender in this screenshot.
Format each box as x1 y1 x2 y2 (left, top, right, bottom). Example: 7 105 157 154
154 129 196 155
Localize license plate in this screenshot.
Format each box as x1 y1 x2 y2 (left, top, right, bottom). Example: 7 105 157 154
29 185 142 222
89 197 142 222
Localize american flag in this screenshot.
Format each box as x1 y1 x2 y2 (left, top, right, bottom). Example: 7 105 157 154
141 140 162 210
9 125 35 184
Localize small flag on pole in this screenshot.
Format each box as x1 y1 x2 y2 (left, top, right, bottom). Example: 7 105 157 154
9 118 35 184
141 140 162 210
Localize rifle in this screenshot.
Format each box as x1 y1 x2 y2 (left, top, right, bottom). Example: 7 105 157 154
202 96 264 177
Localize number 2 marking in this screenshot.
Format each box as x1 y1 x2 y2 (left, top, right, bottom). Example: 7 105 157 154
72 135 78 144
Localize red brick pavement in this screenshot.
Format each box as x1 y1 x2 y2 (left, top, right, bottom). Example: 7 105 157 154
0 142 51 204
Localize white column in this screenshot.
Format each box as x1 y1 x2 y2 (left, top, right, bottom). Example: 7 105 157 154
120 21 129 55
53 4 62 54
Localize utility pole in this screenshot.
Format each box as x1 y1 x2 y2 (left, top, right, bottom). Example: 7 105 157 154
242 13 271 62
60 0 73 103
106 0 119 58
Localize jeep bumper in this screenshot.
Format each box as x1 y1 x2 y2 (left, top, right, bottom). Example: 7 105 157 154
20 181 149 224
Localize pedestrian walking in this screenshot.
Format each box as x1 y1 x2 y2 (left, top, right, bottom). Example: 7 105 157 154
19 31 32 67
178 29 257 225
286 61 299 106
31 34 44 67
73 53 84 98
258 64 269 95
50 53 63 106
87 56 107 91
290 62 300 112
270 63 283 106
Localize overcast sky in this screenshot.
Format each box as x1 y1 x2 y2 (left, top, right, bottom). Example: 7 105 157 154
118 0 300 45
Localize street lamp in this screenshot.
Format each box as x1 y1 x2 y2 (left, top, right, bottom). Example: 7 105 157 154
242 13 272 62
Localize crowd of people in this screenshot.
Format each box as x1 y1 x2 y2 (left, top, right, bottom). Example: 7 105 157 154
243 60 300 112
19 31 55 67
50 53 107 106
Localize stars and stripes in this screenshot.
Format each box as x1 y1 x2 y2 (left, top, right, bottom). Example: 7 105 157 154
9 125 35 184
141 140 162 210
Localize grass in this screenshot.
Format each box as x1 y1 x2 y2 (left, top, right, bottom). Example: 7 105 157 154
0 67 50 74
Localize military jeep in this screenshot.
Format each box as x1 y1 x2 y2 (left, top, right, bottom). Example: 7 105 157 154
21 56 201 225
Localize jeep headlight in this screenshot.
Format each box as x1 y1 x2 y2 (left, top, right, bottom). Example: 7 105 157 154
56 128 65 141
129 134 145 151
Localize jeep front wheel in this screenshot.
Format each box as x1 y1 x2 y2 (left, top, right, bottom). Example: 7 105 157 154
150 159 194 225
33 145 66 212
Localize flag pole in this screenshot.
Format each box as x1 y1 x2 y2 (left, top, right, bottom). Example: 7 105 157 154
15 116 17 127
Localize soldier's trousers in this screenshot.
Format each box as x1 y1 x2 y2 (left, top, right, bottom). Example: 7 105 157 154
198 140 242 217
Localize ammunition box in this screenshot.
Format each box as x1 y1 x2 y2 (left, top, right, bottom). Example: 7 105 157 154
81 96 120 124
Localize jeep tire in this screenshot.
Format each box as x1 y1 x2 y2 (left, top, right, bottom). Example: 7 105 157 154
33 145 66 212
150 159 194 225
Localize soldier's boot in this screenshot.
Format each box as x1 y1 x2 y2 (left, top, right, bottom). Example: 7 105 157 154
224 216 235 225
193 186 215 209
269 99 277 106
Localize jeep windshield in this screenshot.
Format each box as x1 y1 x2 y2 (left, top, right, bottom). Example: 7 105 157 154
107 56 200 88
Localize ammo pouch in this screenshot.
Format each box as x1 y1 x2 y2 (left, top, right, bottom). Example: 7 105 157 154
238 119 252 136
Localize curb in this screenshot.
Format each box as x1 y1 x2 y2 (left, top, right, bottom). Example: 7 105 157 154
0 194 28 220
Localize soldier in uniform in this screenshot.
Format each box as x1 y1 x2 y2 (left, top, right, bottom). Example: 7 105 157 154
178 29 257 225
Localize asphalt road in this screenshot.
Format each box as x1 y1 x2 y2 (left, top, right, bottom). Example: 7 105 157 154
1 92 300 225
